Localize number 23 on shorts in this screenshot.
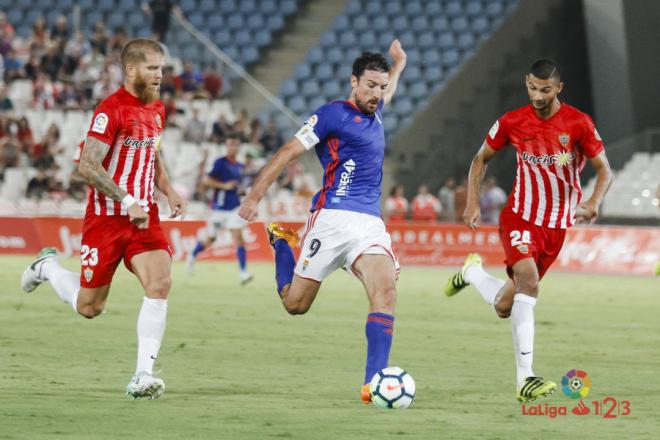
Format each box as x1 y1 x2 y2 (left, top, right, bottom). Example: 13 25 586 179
81 244 99 266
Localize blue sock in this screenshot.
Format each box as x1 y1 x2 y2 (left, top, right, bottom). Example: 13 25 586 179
237 245 247 271
364 313 394 384
192 241 205 258
274 239 295 296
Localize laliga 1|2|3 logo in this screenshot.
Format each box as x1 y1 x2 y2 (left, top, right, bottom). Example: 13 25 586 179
521 369 632 419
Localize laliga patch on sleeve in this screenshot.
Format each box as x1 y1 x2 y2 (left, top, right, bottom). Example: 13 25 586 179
488 120 499 139
92 112 109 134
295 115 320 150
594 128 602 141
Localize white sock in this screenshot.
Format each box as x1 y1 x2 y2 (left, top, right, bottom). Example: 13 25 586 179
41 259 80 313
135 297 168 375
464 265 505 306
511 293 537 387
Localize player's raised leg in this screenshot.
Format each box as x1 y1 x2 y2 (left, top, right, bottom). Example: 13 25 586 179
509 258 555 402
353 254 397 404
126 249 171 400
186 236 213 274
231 228 252 285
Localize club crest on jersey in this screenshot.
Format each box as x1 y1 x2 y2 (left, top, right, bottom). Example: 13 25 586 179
516 244 529 254
558 133 570 147
155 114 162 129
353 115 362 123
84 268 94 282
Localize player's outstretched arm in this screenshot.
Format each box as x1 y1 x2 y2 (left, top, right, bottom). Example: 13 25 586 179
464 142 498 229
154 151 187 219
79 136 149 228
238 137 307 222
576 151 612 224
383 39 407 105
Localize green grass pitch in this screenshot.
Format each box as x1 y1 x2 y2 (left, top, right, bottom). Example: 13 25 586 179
1 256 658 439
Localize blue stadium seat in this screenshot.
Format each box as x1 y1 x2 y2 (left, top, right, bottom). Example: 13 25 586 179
346 1 361 17
417 33 435 50
227 14 245 31
16 25 30 39
353 15 369 30
457 33 476 51
361 31 378 49
336 64 352 80
398 31 416 48
315 64 334 82
323 80 342 99
223 46 240 62
214 30 232 46
332 15 350 32
441 49 460 68
373 16 389 32
280 0 297 15
391 16 408 33
445 1 463 18
411 16 430 31
301 80 320 98
219 0 237 12
267 15 284 31
431 16 449 32
25 10 41 26
0 0 12 7
486 1 504 17
179 0 196 13
405 66 422 82
437 32 456 49
288 96 307 116
199 0 216 13
207 14 224 31
7 9 23 24
118 0 137 9
472 17 490 34
409 82 428 100
424 65 444 82
421 49 441 67
406 48 422 65
239 0 257 14
326 47 343 65
466 1 484 18
384 2 402 17
426 2 442 16
241 46 259 64
98 0 115 12
384 114 399 132
339 32 357 48
450 17 469 33
307 47 324 65
293 64 312 80
378 31 396 48
281 79 298 98
345 47 361 62
394 97 413 116
108 12 126 29
56 0 74 8
255 30 272 47
308 96 327 112
235 30 251 46
79 0 95 10
405 1 423 16
320 32 337 48
365 1 381 17
247 15 265 30
261 0 277 14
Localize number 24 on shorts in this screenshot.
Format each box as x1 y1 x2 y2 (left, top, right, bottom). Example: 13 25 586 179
510 230 531 247
81 244 99 266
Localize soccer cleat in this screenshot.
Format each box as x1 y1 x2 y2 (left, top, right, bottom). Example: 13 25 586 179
240 271 254 285
361 384 372 404
185 252 196 275
267 223 300 248
443 253 482 297
21 247 58 293
126 371 165 400
517 376 557 403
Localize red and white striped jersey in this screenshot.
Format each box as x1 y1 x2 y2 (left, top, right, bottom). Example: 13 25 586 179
486 103 604 229
85 86 165 216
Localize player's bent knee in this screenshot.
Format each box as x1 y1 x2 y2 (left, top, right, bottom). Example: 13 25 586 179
145 277 171 299
78 303 104 319
283 301 310 315
371 286 396 311
494 303 511 319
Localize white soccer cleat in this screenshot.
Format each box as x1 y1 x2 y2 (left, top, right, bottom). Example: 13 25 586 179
240 271 254 285
21 247 58 293
185 253 196 275
126 371 165 400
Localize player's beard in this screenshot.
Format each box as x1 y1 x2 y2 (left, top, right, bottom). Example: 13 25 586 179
134 73 160 103
355 96 379 115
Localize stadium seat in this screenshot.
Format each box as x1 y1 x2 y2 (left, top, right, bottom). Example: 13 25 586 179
409 82 428 100
255 30 272 47
339 33 357 48
437 32 456 50
207 14 224 31
179 0 196 13
322 80 342 100
308 96 327 112
235 30 252 46
466 1 484 18
280 0 297 15
450 17 469 33
445 1 463 18
361 32 378 50
332 15 350 32
214 30 232 47
392 16 409 33
472 17 490 34
365 1 381 17
352 15 369 30
315 64 334 82
227 14 245 31
431 16 449 33
288 96 307 116
372 16 389 32
424 65 444 82
293 64 312 80
345 1 361 17
261 0 277 14
306 47 324 65
281 79 298 98
326 47 343 65
486 1 505 17
441 49 460 68
411 16 430 31
384 2 402 17
219 0 237 12
405 1 423 17
118 0 137 9
241 46 259 64
267 15 285 31
421 49 441 67
98 0 115 12
417 33 435 50
247 15 265 31
457 33 476 51
239 0 257 13
426 2 442 16
320 32 337 48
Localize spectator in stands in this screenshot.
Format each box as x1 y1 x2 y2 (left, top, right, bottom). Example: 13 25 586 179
210 113 230 144
58 46 81 83
176 60 205 97
109 26 129 53
161 65 176 96
0 12 15 55
92 69 115 104
32 72 60 109
183 106 206 145
0 121 20 175
479 175 508 224
454 176 469 222
64 31 92 60
241 152 260 191
3 47 24 82
26 166 55 199
411 184 441 222
16 117 33 153
50 15 70 46
248 118 263 145
30 123 61 170
259 120 283 155
30 17 49 54
72 59 96 104
203 64 223 99
89 21 109 56
40 45 63 81
161 91 178 126
24 53 41 81
384 185 409 222
438 176 456 221
57 83 84 110
0 83 13 111
142 0 178 44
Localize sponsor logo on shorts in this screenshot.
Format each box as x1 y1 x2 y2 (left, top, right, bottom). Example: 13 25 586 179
302 259 310 271
84 267 94 283
516 244 529 254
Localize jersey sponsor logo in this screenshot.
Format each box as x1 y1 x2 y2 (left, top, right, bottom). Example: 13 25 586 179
521 151 575 167
92 113 109 134
489 120 500 139
558 133 570 147
594 128 602 141
123 136 159 149
336 159 356 196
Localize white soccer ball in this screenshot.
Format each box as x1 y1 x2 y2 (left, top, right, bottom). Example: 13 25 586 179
369 366 416 409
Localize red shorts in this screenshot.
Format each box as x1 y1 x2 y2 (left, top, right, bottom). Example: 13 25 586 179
79 204 172 288
498 208 566 280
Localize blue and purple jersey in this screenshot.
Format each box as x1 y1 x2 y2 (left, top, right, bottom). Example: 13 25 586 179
208 156 243 210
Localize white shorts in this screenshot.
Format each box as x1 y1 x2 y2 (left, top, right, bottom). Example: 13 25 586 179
204 208 247 238
294 209 400 282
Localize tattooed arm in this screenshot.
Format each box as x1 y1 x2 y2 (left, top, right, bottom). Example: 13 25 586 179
153 151 187 218
78 136 149 227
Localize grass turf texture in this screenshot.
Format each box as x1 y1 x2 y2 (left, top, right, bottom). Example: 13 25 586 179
1 257 658 439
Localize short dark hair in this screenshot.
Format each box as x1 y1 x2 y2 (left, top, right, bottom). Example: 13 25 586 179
120 38 164 70
352 52 390 78
528 58 561 81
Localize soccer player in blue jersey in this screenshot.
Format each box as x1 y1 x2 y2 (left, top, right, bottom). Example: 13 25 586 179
187 133 253 284
239 40 406 403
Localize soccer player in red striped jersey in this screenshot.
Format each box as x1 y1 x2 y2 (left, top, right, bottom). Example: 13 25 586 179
444 59 612 402
20 39 187 399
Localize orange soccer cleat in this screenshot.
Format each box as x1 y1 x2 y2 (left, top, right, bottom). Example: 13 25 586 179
267 223 300 248
361 384 372 404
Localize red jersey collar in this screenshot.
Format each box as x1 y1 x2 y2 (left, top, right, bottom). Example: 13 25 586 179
529 100 565 122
